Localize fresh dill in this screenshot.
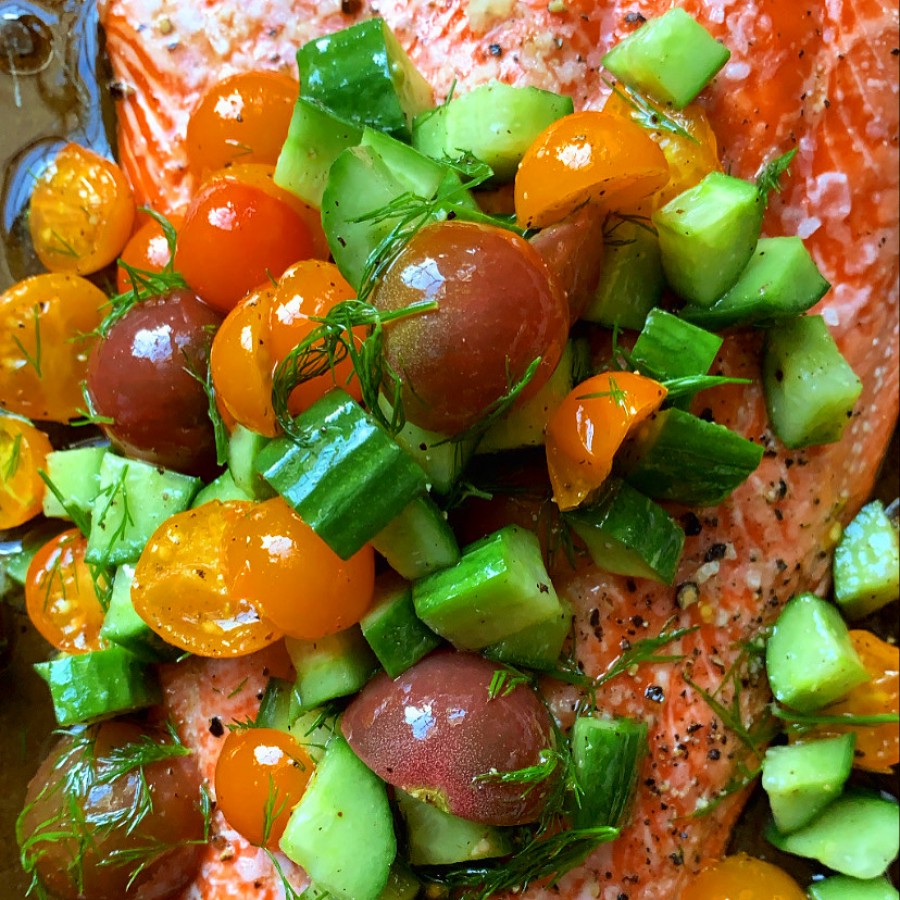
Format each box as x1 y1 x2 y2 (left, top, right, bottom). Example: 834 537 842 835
70 381 115 428
227 676 250 699
603 78 698 143
661 373 752 399
755 148 797 204
772 706 900 728
474 748 563 796
183 352 229 466
5 432 23 480
487 666 533 700
38 470 91 538
576 374 628 407
11 304 43 378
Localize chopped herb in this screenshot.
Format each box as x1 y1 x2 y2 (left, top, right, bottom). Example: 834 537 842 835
755 148 797 204
661 374 752 398
603 78 698 144
5 432 23 480
46 230 80 259
576 374 628 406
38 470 91 538
183 353 229 466
487 666 533 700
11 304 43 378
227 677 249 699
772 706 900 728
474 747 562 797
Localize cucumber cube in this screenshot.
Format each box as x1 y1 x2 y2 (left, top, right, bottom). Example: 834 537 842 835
653 172 764 307
85 453 200 568
280 736 396 900
565 480 684 584
762 734 856 833
834 501 900 619
809 876 900 900
602 9 731 109
191 470 252 507
379 866 421 900
412 525 561 650
763 314 862 449
483 598 572 671
631 308 722 380
256 677 302 732
227 425 274 501
766 593 870 712
42 445 107 521
681 236 830 330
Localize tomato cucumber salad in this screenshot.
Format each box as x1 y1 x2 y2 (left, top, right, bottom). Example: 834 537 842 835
0 8 897 900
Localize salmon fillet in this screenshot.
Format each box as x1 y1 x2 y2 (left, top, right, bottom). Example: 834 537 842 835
97 1 900 897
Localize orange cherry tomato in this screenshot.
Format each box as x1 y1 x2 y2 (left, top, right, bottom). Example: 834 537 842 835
268 260 362 415
680 854 806 900
545 371 667 510
0 414 52 528
132 501 282 658
0 273 105 422
225 497 375 640
175 177 317 315
802 630 899 773
515 111 669 229
214 727 314 848
185 72 298 179
603 92 721 206
116 214 183 293
29 143 135 275
25 530 108 654
210 285 279 437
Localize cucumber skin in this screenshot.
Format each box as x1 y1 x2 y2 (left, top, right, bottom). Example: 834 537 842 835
42 446 108 520
808 876 900 900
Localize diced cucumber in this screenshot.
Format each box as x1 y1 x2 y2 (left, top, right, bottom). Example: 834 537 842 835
765 791 900 880
370 494 460 580
280 735 397 900
35 644 161 726
766 593 870 712
581 215 664 330
255 390 427 560
378 865 421 900
761 734 856 833
285 628 380 712
834 501 900 619
478 341 575 454
228 425 274 500
412 81 573 182
653 172 764 307
680 237 830 330
565 480 684 584
809 875 900 900
99 564 180 662
413 524 561 650
571 716 648 828
191 470 252 507
288 708 339 764
763 314 862 449
631 308 722 381
483 598 572 671
360 576 442 678
296 18 433 140
41 445 107 521
256 676 302 732
395 788 512 865
274 98 364 208
602 9 730 109
2 520 66 587
85 453 200 568
619 408 763 506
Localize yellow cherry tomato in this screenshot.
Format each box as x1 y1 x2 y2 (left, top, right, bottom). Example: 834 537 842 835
515 111 669 229
545 371 667 510
681 854 807 900
0 414 52 528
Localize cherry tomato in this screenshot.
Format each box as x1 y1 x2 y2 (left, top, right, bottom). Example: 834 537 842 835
115 214 182 293
603 92 721 206
0 414 52 528
680 854 806 900
210 284 279 437
185 72 298 179
25 529 107 654
545 371 667 510
214 727 314 848
174 178 317 314
515 111 669 229
803 630 899 773
372 220 569 434
225 497 375 640
29 143 135 275
132 501 282 657
0 273 105 422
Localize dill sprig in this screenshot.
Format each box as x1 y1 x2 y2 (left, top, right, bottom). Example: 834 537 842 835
5 432 23 480
70 381 114 428
755 148 797 204
603 78 698 144
11 303 43 378
182 352 229 466
487 666 533 700
38 470 91 537
772 706 900 729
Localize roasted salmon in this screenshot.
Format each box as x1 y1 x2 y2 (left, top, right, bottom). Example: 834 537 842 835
97 0 900 897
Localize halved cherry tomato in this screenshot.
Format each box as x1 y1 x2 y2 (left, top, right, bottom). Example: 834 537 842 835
802 630 899 774
29 143 135 275
185 72 298 179
515 111 669 229
225 497 375 640
0 273 106 422
174 177 317 314
680 854 806 900
132 501 282 657
0 414 52 528
545 371 667 510
25 529 108 654
116 214 183 293
603 92 721 206
214 727 314 848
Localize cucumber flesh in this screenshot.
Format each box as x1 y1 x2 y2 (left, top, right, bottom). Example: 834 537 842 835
41 445 107 521
761 734 856 834
808 875 900 900
279 735 396 900
631 308 722 381
765 593 870 713
256 676 302 732
191 470 252 507
227 425 274 500
483 597 572 672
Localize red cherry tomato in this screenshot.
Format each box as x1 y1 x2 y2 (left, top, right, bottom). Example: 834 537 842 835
116 214 183 293
680 854 806 900
0 414 52 528
25 530 108 653
214 727 314 848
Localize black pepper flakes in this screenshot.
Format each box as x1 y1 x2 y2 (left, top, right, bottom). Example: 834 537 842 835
488 42 503 56
645 684 665 703
209 716 225 737
681 512 702 536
